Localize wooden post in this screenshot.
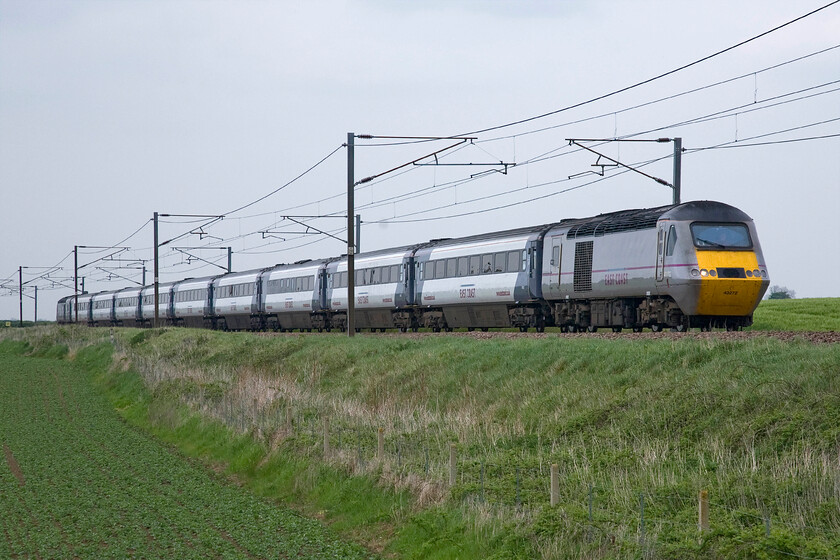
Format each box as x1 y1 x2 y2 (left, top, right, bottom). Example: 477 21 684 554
377 427 384 460
698 490 709 534
550 464 559 506
449 444 457 487
323 417 330 459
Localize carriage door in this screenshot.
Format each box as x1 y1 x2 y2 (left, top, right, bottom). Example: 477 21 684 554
550 238 563 298
655 224 666 282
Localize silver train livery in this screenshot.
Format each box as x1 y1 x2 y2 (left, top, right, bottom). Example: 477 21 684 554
56 201 770 332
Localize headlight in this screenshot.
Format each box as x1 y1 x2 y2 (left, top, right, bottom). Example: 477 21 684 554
700 269 708 277
745 270 753 277
753 269 760 277
761 270 767 278
709 270 717 277
690 268 700 278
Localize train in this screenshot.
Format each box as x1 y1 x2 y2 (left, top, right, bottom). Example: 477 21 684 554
56 200 770 332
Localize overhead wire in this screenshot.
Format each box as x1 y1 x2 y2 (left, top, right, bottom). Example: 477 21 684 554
455 1 840 137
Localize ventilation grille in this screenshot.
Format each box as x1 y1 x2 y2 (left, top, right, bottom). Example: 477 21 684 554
573 241 594 292
566 207 664 239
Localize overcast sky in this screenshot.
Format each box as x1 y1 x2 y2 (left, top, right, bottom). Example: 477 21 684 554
1 0 838 321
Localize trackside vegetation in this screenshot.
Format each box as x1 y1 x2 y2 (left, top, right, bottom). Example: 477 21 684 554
1 297 838 559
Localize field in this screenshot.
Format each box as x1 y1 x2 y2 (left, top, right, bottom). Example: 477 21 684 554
0 341 375 559
749 298 840 331
1 298 838 559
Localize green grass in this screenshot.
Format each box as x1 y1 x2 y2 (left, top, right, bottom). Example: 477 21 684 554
750 297 840 331
3 299 839 559
0 340 376 559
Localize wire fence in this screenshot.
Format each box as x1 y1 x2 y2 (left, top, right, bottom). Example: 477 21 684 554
180 393 839 559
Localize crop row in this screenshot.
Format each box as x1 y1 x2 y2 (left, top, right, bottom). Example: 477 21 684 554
0 347 375 559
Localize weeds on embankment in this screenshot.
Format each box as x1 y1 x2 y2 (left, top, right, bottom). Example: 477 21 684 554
4 301 839 559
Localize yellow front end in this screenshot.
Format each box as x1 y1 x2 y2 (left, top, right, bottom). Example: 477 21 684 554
693 251 768 316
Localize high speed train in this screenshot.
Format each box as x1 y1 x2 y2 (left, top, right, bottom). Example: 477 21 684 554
56 200 770 332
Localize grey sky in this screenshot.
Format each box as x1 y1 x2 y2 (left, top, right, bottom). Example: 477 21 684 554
1 0 838 320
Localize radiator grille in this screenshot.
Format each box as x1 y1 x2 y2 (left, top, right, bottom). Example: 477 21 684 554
574 241 594 292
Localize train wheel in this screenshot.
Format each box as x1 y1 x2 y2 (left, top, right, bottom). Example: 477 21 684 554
568 325 578 333
536 325 545 333
411 326 419 332
612 327 622 333
587 325 598 333
632 326 643 333
467 327 475 332
673 324 688 332
519 327 528 333
445 327 453 332
399 327 407 333
650 324 662 332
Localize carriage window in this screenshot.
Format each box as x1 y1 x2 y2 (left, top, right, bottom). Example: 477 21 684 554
457 257 468 277
494 253 506 273
481 254 493 274
435 260 445 279
446 258 457 278
381 266 390 283
369 268 377 284
391 265 400 283
469 255 480 275
507 251 519 273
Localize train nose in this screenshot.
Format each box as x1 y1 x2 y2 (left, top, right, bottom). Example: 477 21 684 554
691 251 768 316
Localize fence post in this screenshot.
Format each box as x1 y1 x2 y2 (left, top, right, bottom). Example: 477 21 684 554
323 417 330 459
377 427 384 460
640 493 646 546
515 467 521 508
550 464 559 507
698 490 709 534
449 444 457 487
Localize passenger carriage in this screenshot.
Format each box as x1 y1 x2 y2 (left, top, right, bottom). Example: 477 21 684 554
172 276 217 329
113 287 142 327
325 247 415 332
211 269 264 331
261 260 329 332
139 283 176 327
413 227 549 331
90 291 116 326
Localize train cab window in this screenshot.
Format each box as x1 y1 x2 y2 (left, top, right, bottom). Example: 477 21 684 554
469 255 480 275
481 254 493 274
446 258 457 278
666 225 678 257
691 223 752 249
391 265 400 283
435 260 445 280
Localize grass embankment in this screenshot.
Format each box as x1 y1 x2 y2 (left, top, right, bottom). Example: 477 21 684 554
4 317 839 560
0 339 375 559
750 297 840 331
